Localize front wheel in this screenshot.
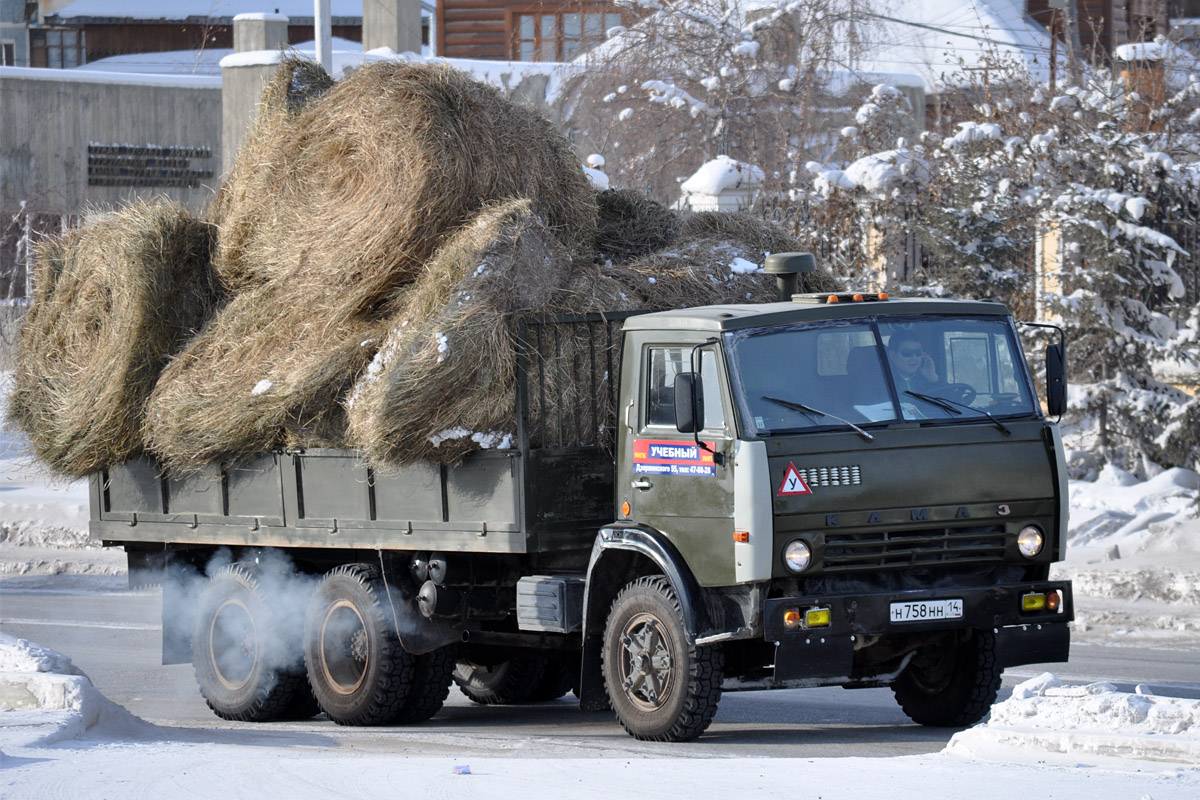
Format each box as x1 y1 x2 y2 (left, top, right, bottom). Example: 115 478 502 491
891 630 1002 727
304 564 415 725
601 575 723 742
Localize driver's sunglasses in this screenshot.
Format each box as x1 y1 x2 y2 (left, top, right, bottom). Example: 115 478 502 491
899 348 923 358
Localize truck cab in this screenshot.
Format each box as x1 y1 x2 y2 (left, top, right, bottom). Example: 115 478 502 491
585 292 1072 739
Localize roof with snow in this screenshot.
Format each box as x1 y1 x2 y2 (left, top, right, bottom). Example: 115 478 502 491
828 0 1058 94
44 1 364 21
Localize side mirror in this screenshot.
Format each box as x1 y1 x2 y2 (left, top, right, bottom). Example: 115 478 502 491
1045 343 1067 417
673 373 704 433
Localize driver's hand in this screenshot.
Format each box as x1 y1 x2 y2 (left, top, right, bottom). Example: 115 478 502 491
919 354 938 382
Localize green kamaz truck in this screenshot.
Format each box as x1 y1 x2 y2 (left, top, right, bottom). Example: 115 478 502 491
92 255 1074 742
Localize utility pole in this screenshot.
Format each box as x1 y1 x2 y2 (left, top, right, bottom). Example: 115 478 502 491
1048 1 1062 94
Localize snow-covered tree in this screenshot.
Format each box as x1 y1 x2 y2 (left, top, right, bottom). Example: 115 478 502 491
562 0 892 205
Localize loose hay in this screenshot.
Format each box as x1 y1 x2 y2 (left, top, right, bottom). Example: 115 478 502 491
6 200 220 478
348 199 574 467
143 280 386 470
603 212 841 309
594 189 677 263
212 60 598 317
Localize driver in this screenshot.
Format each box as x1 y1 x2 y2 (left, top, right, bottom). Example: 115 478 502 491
886 333 939 393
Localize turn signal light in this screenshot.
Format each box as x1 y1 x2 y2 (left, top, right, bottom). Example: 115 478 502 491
733 530 750 543
783 609 802 629
1046 590 1062 612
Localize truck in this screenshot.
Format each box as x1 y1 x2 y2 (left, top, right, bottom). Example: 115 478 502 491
91 254 1074 742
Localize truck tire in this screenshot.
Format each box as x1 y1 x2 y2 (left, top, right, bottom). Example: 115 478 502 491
304 564 415 726
527 659 575 702
601 575 723 742
393 646 457 724
892 629 1002 727
192 563 310 722
453 657 546 705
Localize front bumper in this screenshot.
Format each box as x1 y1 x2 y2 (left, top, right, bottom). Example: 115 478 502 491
762 580 1073 682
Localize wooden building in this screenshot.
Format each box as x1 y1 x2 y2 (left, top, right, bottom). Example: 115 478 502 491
1026 0 1171 60
438 1 629 61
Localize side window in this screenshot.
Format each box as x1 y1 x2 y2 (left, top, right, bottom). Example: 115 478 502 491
645 347 726 431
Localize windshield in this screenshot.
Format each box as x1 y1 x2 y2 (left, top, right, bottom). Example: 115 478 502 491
725 315 1038 436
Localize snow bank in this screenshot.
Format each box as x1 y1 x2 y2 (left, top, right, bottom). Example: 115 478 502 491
948 673 1200 764
0 634 149 746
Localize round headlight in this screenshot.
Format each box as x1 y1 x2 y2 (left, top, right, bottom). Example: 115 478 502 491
1017 525 1044 558
783 539 812 573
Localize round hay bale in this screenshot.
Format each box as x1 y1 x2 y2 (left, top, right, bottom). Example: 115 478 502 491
143 281 385 471
208 57 334 292
348 199 574 467
594 189 677 263
6 201 220 478
213 60 597 317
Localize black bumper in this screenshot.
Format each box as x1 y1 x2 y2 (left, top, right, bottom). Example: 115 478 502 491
762 580 1073 682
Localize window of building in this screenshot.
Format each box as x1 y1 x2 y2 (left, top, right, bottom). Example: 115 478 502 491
1 40 16 67
511 10 624 62
30 28 86 69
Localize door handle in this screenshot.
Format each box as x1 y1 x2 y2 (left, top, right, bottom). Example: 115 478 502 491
631 478 653 491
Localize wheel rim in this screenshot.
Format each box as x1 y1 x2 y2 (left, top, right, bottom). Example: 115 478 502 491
209 598 257 692
320 600 370 695
908 642 958 693
617 612 675 711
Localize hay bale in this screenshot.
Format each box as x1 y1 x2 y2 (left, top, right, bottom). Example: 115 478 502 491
209 57 335 292
595 189 677 263
213 60 597 317
142 280 384 470
6 201 220 478
348 199 574 467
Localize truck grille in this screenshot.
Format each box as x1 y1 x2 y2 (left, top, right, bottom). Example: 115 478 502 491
822 526 1007 572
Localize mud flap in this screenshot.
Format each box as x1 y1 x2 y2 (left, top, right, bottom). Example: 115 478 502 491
773 636 854 682
995 622 1070 668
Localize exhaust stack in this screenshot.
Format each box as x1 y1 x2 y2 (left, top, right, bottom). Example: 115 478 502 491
764 252 816 302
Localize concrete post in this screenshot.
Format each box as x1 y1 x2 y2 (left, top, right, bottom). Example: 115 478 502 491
363 0 423 54
223 15 291 178
232 13 289 53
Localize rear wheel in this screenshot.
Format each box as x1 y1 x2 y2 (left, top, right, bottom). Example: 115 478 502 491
892 630 1002 727
304 564 414 726
393 646 457 724
453 657 546 705
601 575 722 742
192 563 309 722
527 659 576 702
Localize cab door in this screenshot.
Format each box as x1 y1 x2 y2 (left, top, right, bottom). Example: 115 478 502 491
616 335 736 586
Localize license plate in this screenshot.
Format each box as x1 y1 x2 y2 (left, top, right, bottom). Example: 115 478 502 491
889 598 964 623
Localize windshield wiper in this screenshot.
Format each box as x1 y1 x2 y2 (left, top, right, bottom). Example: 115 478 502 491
762 396 874 441
904 391 962 417
905 391 1012 436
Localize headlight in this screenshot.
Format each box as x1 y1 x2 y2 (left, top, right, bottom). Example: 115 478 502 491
1017 525 1044 558
783 539 812 573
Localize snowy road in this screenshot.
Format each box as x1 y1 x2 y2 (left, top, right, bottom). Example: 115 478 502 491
3 574 1199 759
